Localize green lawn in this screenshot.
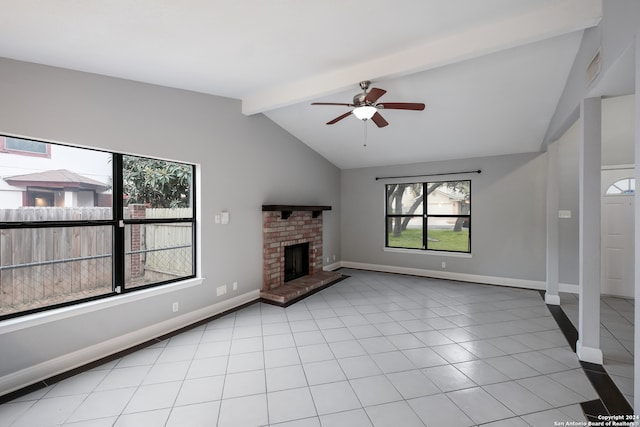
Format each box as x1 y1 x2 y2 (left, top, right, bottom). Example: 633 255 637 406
388 228 469 252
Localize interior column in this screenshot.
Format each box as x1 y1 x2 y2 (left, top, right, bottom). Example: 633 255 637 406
576 97 603 364
545 140 560 305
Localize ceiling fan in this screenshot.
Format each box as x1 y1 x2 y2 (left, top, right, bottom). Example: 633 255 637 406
311 81 425 128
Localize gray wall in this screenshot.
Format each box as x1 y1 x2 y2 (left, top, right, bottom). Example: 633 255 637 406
341 152 547 283
602 94 635 167
545 1 640 147
0 58 341 384
554 94 636 287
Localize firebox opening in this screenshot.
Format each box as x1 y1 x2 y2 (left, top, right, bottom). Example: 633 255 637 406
284 243 309 282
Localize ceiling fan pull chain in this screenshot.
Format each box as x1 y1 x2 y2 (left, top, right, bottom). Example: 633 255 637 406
363 120 367 147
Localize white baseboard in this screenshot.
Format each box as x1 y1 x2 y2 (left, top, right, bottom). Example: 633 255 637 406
576 340 604 364
0 262 588 397
323 262 342 272
340 261 581 295
341 261 546 290
0 289 259 397
559 283 580 294
545 293 561 305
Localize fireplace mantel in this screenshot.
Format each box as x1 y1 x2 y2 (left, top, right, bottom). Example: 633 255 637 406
262 205 331 220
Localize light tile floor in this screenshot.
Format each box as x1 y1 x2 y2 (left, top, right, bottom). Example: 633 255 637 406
561 292 635 406
0 269 602 426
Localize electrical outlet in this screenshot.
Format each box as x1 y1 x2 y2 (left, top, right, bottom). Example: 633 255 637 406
216 285 227 296
333 255 336 261
172 302 179 312
441 261 446 269
326 257 330 263
232 282 238 291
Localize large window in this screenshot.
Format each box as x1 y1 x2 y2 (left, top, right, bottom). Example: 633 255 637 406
0 136 196 319
386 180 470 253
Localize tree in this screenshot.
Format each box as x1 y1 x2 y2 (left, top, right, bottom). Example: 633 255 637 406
388 183 439 237
387 180 469 236
451 181 470 232
123 157 191 208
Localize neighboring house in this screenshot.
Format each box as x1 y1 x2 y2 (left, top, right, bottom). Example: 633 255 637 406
3 169 110 208
398 185 468 215
426 187 468 216
398 185 469 228
0 135 112 208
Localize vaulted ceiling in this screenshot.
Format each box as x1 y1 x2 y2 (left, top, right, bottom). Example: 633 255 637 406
0 0 602 169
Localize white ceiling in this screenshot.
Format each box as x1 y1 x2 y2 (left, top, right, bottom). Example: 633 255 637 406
0 0 602 169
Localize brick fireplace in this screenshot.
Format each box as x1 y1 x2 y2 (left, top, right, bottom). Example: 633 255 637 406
261 205 343 305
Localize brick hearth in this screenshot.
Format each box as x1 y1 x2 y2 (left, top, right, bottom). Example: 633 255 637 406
261 206 342 304
260 270 344 305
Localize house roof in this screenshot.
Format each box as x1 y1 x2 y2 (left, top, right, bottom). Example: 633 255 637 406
4 169 109 192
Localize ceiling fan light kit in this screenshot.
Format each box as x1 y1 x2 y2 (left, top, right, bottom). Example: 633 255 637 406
352 105 377 120
311 80 425 128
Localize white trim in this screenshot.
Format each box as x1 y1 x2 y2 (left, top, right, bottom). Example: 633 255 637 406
341 261 541 289
383 247 472 258
545 293 561 305
323 262 342 271
195 164 202 278
576 340 603 364
601 164 635 170
0 289 259 396
341 261 581 294
560 282 580 294
0 278 204 334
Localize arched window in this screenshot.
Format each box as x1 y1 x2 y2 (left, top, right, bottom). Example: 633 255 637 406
605 178 635 195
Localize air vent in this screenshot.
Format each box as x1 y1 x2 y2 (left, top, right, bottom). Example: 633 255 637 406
586 49 601 86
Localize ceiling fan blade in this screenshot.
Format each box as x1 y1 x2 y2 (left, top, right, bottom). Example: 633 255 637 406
378 102 425 111
365 88 387 103
371 112 389 128
326 111 353 125
311 102 354 107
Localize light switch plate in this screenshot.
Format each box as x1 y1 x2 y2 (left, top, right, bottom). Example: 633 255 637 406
558 210 572 219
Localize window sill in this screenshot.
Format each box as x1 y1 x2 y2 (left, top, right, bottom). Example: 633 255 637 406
384 247 472 258
0 277 204 334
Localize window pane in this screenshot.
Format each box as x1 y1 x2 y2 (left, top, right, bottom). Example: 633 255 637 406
426 216 470 252
426 181 470 215
387 216 423 249
0 226 113 316
123 155 193 215
0 137 198 319
125 223 193 288
386 184 423 215
606 178 635 195
0 142 112 217
5 137 48 154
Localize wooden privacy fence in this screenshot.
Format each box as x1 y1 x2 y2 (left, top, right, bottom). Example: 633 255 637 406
0 207 192 314
144 208 192 276
0 207 113 313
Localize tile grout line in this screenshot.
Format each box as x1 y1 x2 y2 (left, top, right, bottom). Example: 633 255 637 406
2 270 630 426
0 300 260 405
539 290 633 418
